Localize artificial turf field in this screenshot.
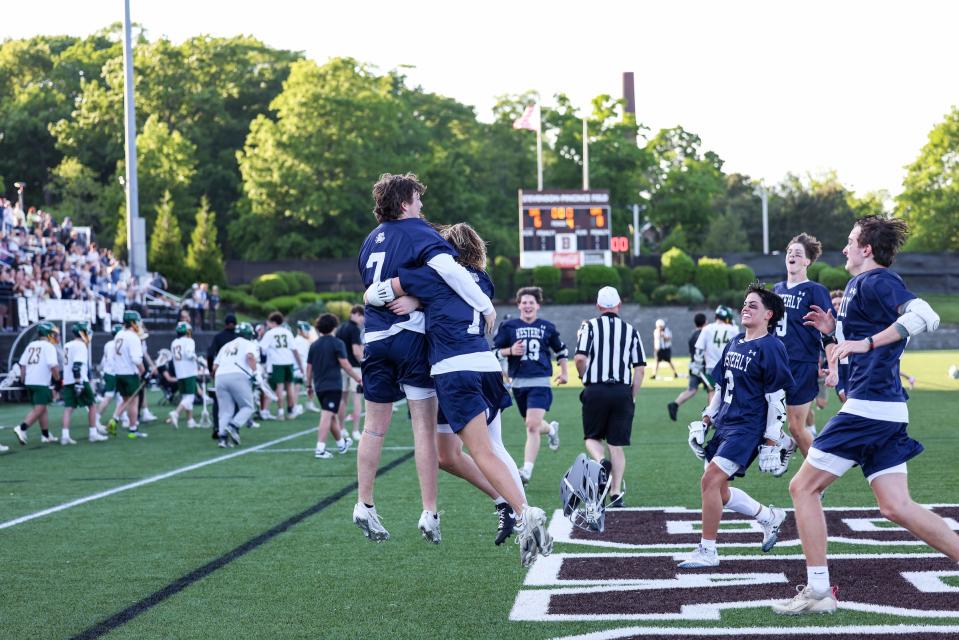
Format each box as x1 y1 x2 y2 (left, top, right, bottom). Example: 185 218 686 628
2 351 959 639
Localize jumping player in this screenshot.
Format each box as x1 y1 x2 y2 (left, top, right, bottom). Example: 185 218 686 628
368 222 552 564
775 216 956 615
493 286 568 485
61 321 105 444
681 285 793 568
691 306 739 402
773 233 836 468
12 322 61 445
354 173 496 543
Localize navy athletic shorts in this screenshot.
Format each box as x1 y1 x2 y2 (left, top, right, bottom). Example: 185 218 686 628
787 361 820 406
811 412 923 479
704 428 763 479
512 386 553 417
434 370 509 433
362 331 434 404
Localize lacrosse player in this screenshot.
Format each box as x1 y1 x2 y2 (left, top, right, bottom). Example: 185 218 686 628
12 322 61 446
167 321 199 429
61 321 106 444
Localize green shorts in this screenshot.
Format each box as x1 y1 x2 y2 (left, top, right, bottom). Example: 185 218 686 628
269 365 294 387
103 373 117 394
27 385 53 406
116 374 141 398
62 382 95 408
293 375 304 385
177 377 197 395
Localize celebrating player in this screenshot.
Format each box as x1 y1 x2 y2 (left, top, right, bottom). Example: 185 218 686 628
691 306 739 402
61 321 105 444
493 286 568 485
12 322 61 446
353 173 496 543
368 222 552 564
774 215 957 615
167 321 199 429
773 233 835 468
680 285 793 569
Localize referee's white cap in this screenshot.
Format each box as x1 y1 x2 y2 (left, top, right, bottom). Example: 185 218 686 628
596 286 621 309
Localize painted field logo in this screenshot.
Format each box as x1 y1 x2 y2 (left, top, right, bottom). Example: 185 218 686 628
510 507 959 638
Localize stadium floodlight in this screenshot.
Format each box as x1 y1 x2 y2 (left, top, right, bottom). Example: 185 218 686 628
754 183 770 255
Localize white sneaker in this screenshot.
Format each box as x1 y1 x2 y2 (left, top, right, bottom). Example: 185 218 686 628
96 426 109 437
141 409 158 423
760 506 787 552
678 544 720 568
186 419 198 429
314 448 333 459
518 468 531 486
260 410 276 421
418 510 442 544
121 414 131 428
41 433 59 444
60 435 77 445
514 505 552 567
13 425 27 445
353 503 390 542
167 411 179 429
306 401 320 413
0 443 9 453
772 585 838 615
547 421 560 451
351 430 362 441
337 437 353 455
277 408 286 421
89 430 109 443
248 420 260 429
290 404 304 418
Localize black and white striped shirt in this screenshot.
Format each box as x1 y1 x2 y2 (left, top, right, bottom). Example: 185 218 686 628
575 312 646 385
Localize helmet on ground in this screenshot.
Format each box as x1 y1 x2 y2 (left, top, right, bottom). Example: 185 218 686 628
123 310 142 327
236 322 255 340
175 321 192 337
715 305 734 322
71 321 91 341
560 453 611 533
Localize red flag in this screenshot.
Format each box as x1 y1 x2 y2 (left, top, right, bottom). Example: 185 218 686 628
512 104 540 131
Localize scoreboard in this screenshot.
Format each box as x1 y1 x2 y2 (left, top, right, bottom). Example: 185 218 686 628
518 189 612 269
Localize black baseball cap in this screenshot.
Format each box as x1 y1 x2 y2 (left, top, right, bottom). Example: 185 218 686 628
224 313 237 325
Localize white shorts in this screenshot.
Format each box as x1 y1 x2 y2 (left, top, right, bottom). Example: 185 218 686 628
706 455 741 477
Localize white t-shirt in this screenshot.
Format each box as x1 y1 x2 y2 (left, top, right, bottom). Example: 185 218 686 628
292 334 312 376
260 326 296 367
695 321 741 370
62 339 89 384
113 328 144 375
171 336 198 379
215 337 258 376
19 340 59 386
101 339 117 375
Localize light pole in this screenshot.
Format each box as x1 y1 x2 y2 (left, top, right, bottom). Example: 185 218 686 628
754 184 769 255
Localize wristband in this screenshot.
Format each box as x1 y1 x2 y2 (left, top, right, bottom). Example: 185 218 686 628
867 336 875 351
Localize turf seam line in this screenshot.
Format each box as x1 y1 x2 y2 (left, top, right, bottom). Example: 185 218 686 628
0 427 317 530
68 450 415 640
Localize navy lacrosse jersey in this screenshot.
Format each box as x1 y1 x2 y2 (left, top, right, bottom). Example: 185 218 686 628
711 333 794 437
358 218 455 342
836 268 915 418
493 319 568 381
773 280 833 363
396 264 499 372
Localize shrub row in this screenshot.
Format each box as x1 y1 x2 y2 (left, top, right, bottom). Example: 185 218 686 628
250 270 315 301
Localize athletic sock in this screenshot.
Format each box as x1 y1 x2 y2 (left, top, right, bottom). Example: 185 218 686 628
700 538 717 552
724 487 762 518
807 565 830 596
806 425 818 438
316 443 326 453
547 423 556 436
363 503 374 509
61 428 70 439
522 462 534 475
40 429 50 438
19 422 28 432
335 438 345 447
754 505 774 525
493 497 507 507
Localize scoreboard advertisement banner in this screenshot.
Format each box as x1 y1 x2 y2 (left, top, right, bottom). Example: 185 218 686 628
518 189 612 269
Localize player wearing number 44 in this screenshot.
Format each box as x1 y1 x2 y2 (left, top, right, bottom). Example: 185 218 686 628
681 285 795 570
493 286 568 485
773 233 836 471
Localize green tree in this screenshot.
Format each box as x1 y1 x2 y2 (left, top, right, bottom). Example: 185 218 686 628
186 196 226 286
700 210 749 255
133 114 198 226
897 107 959 251
768 172 858 251
148 191 187 287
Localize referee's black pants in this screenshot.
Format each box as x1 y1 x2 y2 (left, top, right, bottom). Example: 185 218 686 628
580 382 635 446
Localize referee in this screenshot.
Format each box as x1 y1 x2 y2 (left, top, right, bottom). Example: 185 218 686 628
574 286 646 508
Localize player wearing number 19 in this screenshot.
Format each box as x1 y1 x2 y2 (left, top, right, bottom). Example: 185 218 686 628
773 233 835 466
493 286 568 485
681 285 794 569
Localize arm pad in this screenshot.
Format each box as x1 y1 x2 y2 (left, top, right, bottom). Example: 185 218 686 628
896 298 939 337
764 389 787 441
703 387 722 420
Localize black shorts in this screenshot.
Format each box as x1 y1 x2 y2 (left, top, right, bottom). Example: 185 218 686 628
315 389 342 414
580 383 635 446
656 348 672 362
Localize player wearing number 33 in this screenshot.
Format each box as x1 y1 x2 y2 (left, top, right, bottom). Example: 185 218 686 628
680 284 794 570
773 233 835 469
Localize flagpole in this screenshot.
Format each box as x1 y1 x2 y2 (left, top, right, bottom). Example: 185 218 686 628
582 116 589 190
536 103 543 191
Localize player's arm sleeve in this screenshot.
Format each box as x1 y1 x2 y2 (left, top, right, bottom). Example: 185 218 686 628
895 297 940 337
425 253 494 314
762 343 792 440
548 327 569 360
492 323 510 350
703 385 722 419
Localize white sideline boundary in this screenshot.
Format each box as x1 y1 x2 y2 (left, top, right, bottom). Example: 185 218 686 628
0 427 318 530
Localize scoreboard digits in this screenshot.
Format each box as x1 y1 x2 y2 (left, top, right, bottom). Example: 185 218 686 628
519 190 612 268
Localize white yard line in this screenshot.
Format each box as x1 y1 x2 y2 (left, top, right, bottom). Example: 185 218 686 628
253 446 414 453
0 427 318 530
